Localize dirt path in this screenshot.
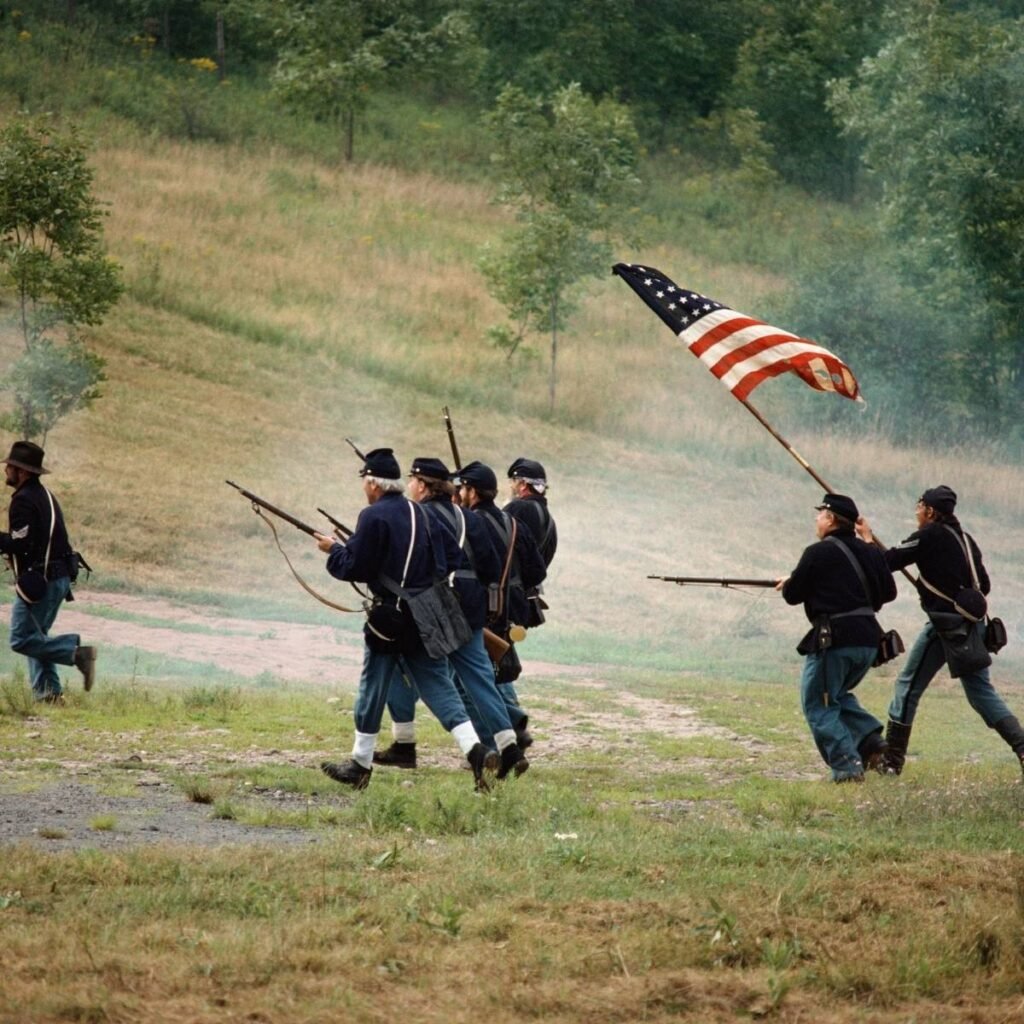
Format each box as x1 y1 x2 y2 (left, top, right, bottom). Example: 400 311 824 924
0 593 778 850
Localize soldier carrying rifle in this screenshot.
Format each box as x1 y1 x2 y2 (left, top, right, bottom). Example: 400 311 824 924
314 447 496 791
777 493 897 783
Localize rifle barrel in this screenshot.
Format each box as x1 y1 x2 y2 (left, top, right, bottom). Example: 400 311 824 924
317 507 353 539
226 480 319 537
442 405 462 471
344 437 366 462
647 575 777 588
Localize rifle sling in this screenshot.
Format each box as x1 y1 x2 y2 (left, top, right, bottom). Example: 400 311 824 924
254 507 361 614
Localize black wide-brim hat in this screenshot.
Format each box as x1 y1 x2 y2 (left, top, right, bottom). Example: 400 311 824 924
3 440 49 475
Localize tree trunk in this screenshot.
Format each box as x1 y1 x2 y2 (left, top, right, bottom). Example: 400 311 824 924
216 11 226 81
344 106 355 162
548 297 558 415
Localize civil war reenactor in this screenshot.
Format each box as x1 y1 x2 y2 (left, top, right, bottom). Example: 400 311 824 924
314 447 494 791
457 460 546 751
778 493 897 783
857 485 1024 777
503 457 557 749
0 441 96 703
505 456 557 616
373 457 530 779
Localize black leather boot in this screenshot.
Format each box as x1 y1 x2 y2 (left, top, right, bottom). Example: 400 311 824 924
883 720 912 776
373 742 417 769
496 743 530 780
467 743 494 792
321 759 372 789
993 716 1024 779
858 729 889 774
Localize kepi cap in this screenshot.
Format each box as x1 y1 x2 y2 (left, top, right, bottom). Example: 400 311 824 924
815 493 859 522
455 460 497 492
409 457 450 480
358 447 401 481
920 485 957 515
507 457 546 482
2 440 49 475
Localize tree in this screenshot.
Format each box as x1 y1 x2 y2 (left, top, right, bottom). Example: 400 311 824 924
728 0 886 197
264 0 469 162
464 0 753 142
480 83 639 413
828 0 1024 434
0 115 122 442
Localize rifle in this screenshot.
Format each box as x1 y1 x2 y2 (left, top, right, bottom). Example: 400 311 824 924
226 481 320 536
442 405 461 471
648 575 777 589
317 507 353 539
227 481 362 613
344 437 366 462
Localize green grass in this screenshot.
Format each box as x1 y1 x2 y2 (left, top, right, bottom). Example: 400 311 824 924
3 672 1024 1021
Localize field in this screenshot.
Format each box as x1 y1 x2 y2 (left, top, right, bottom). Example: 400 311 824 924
1 112 1024 1022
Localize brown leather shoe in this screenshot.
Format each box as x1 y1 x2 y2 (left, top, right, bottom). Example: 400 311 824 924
73 645 97 692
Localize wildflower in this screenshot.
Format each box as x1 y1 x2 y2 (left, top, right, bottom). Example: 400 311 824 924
554 832 578 841
190 57 218 73
18 30 31 41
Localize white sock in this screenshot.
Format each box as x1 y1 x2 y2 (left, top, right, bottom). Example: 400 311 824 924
494 729 516 752
451 720 480 756
393 721 416 743
352 731 378 769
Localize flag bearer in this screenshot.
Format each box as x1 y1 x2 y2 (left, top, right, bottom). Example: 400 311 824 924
778 494 897 782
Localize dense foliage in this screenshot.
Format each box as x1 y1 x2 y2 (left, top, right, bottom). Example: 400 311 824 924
1 0 1023 444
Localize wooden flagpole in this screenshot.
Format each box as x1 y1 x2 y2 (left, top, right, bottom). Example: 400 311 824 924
739 396 917 584
739 397 835 493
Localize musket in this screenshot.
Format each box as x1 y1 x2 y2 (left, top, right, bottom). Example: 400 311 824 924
442 405 462 471
226 481 319 536
344 437 366 462
648 575 777 588
317 507 353 539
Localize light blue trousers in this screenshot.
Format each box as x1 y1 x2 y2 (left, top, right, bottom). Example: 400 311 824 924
800 645 881 781
9 577 78 700
889 621 1013 728
384 629 515 747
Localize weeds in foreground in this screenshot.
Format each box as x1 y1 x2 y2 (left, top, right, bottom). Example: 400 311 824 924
0 674 34 718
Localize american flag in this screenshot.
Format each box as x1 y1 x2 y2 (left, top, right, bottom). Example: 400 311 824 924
612 263 861 402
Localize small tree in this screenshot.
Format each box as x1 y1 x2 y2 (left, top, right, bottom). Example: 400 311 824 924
265 0 469 163
0 115 123 442
480 83 639 413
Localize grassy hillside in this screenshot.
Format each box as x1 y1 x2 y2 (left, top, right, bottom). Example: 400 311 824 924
0 115 1019 681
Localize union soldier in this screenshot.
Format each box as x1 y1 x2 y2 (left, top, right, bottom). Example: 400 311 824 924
779 493 897 782
505 457 557 570
0 441 95 703
502 457 557 747
858 486 1024 777
458 461 546 751
315 448 493 790
374 458 529 779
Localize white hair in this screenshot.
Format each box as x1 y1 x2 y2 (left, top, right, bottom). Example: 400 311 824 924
365 475 405 494
515 476 548 495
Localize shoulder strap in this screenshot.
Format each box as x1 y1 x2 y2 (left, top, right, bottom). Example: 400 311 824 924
41 487 56 576
825 536 874 618
941 523 981 590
